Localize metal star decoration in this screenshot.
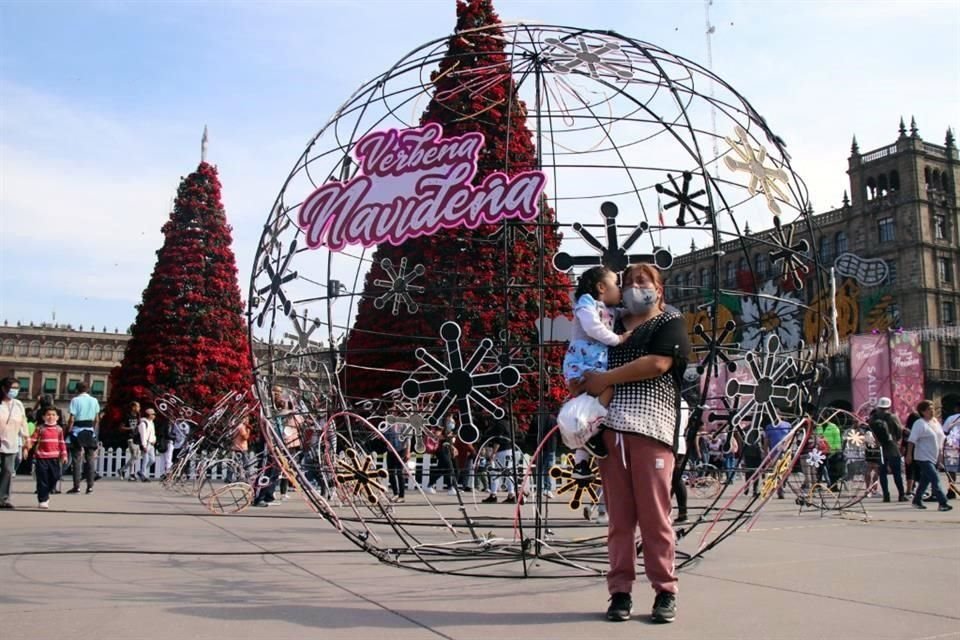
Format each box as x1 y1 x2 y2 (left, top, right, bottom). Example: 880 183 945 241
401 322 520 444
805 449 826 468
693 320 739 377
726 334 801 435
723 125 791 215
255 239 298 327
549 454 602 510
844 430 865 447
553 201 673 273
336 448 389 505
655 171 711 226
544 35 634 80
384 412 430 455
373 257 426 316
768 217 810 289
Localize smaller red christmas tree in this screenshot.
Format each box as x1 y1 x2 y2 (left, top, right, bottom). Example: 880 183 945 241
104 159 251 441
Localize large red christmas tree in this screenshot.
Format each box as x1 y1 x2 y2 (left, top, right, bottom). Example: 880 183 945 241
104 161 251 439
344 0 572 430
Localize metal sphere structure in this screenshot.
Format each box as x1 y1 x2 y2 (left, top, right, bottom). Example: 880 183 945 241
247 25 830 577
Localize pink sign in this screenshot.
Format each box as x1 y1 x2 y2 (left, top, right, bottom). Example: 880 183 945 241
298 123 547 251
850 333 891 418
889 331 925 419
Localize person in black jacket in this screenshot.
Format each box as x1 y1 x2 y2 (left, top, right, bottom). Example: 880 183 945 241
869 397 906 503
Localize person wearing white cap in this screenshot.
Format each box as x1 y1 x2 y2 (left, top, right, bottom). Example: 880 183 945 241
868 397 907 503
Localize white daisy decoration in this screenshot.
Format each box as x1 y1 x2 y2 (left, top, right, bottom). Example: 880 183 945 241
805 449 826 468
739 281 803 351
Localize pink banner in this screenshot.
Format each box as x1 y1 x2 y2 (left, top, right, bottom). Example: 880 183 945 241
850 333 891 418
889 332 925 420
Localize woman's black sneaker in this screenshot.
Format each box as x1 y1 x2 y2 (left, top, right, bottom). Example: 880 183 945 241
651 591 677 623
583 432 608 459
606 592 632 621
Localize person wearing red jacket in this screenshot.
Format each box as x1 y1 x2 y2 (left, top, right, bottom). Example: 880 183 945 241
30 407 68 509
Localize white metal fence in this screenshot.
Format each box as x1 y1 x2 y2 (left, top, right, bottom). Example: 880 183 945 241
91 447 453 488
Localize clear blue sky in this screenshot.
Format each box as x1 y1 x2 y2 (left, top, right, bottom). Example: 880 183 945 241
1 0 957 332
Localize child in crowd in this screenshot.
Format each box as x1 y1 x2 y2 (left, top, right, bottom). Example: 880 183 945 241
30 407 68 509
561 266 632 479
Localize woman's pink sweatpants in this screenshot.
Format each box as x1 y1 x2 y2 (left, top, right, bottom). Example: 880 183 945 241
598 428 678 596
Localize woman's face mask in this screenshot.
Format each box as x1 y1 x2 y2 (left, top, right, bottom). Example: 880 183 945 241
622 286 658 315
6 388 19 400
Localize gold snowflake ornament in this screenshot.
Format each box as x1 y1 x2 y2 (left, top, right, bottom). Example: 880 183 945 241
844 430 865 447
549 454 603 510
336 448 389 505
724 125 791 215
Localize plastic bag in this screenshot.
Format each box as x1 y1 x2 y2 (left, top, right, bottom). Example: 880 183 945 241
557 394 607 450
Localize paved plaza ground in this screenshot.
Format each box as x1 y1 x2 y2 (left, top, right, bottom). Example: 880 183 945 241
1 475 958 640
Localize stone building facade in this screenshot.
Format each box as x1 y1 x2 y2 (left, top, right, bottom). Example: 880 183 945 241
669 121 959 412
0 323 129 412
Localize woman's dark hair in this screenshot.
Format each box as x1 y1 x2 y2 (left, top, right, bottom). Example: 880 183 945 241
41 393 55 407
916 400 933 414
0 377 17 395
575 266 613 300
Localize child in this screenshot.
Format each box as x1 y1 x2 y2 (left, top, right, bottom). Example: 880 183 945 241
30 407 68 509
561 266 632 479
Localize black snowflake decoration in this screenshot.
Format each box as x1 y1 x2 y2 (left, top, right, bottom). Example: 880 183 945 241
553 201 673 273
487 329 537 373
654 172 711 226
543 35 634 80
401 321 520 444
768 216 810 289
336 448 389 505
549 454 602 510
255 239 298 327
373 257 426 316
726 334 800 434
693 320 739 376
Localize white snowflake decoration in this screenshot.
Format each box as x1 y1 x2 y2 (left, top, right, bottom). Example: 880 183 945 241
373 257 426 316
739 281 803 351
724 125 791 215
544 36 634 80
805 449 826 468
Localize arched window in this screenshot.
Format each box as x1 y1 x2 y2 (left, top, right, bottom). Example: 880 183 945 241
834 231 848 256
67 343 79 359
53 342 65 358
29 341 40 357
17 341 28 356
932 170 942 192
755 253 767 279
42 342 54 357
738 257 747 272
865 177 877 201
925 166 932 188
684 272 694 289
115 346 125 361
79 343 90 359
819 235 833 264
725 261 736 287
877 174 889 196
2 340 13 356
942 171 950 192
889 170 900 192
91 345 103 360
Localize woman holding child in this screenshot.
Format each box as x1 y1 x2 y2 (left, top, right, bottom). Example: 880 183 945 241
580 264 690 624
